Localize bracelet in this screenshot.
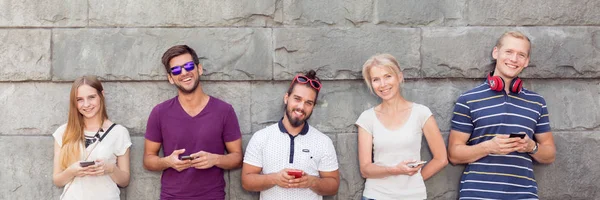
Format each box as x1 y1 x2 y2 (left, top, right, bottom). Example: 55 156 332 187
528 142 539 154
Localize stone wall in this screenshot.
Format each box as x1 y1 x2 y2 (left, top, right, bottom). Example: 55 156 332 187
1 1 599 199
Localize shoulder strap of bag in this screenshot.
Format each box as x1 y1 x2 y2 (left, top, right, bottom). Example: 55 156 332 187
98 123 117 142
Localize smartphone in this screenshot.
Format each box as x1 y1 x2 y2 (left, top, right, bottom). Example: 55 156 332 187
287 170 303 178
509 133 526 139
180 155 194 160
407 161 427 168
79 161 95 167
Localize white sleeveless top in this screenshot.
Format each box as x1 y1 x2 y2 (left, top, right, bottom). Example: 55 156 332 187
355 103 432 200
53 123 132 200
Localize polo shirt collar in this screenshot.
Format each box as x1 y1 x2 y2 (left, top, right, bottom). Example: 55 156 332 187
278 118 309 135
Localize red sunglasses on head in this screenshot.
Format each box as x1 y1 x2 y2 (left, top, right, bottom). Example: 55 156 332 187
290 74 322 91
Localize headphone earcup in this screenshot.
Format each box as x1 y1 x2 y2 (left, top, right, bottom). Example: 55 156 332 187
487 74 505 92
510 78 523 93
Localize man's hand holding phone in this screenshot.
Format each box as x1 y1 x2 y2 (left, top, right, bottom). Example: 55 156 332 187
180 155 194 161
286 169 317 189
512 132 537 153
484 134 522 155
287 169 303 178
270 168 297 188
165 149 191 172
509 132 526 139
190 151 220 169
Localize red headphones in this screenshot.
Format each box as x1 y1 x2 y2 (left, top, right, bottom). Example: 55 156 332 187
487 71 523 93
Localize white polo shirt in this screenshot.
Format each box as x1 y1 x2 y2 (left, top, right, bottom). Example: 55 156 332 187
244 120 339 200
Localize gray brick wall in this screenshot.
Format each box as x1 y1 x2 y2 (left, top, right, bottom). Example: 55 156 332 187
1 1 598 199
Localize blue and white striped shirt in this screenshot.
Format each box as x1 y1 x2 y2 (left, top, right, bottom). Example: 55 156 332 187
451 82 551 200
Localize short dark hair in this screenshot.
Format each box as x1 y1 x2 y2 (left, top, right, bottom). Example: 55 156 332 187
161 45 200 74
287 70 321 102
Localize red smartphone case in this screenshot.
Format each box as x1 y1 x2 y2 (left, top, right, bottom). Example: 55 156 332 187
287 170 303 178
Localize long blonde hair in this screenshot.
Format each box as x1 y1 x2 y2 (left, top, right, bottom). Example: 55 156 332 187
59 76 108 169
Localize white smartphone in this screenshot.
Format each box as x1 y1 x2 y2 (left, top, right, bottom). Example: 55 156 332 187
407 161 427 168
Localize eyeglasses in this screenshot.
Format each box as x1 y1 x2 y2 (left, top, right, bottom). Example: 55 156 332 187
169 61 196 76
291 74 321 91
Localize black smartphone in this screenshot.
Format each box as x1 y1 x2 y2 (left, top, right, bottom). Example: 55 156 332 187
509 133 526 139
181 155 193 160
79 161 95 167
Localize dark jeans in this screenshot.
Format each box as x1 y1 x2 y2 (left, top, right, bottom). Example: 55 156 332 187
361 196 375 200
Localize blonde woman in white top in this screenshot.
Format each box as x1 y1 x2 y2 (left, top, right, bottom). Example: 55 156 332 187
52 76 131 200
355 54 448 200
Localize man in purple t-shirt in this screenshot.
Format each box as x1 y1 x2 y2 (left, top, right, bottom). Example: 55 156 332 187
143 45 243 200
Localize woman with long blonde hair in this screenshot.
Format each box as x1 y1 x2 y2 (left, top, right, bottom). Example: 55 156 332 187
52 76 131 200
356 54 448 199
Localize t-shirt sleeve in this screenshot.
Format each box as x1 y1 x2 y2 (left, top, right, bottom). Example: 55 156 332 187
52 124 67 147
113 125 132 156
318 137 339 172
535 97 551 134
144 106 163 143
418 104 433 129
222 105 242 142
243 131 264 168
355 109 374 135
451 95 474 134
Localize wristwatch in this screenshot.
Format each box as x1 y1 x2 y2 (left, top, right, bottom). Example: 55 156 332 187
528 142 539 154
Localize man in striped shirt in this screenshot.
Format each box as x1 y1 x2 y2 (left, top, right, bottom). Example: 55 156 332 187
448 31 556 199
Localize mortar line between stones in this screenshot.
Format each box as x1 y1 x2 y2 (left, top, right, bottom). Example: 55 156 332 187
372 0 379 24
0 24 600 30
272 0 278 81
279 0 284 27
2 25 599 30
86 0 90 27
271 28 275 81
49 28 54 82
418 27 424 78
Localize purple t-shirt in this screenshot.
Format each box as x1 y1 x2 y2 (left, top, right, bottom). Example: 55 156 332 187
145 96 241 200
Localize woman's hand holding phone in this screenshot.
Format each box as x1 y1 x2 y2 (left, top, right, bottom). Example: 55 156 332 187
68 161 95 177
387 160 422 176
85 159 117 176
407 161 427 168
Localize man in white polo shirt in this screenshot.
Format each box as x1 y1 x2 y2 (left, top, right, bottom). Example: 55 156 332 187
241 70 340 200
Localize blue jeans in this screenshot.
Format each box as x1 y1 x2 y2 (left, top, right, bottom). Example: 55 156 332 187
361 196 375 200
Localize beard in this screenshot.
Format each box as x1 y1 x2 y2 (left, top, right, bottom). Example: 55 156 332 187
285 103 312 128
175 76 201 94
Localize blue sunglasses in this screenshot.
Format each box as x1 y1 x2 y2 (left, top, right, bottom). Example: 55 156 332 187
169 61 196 75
